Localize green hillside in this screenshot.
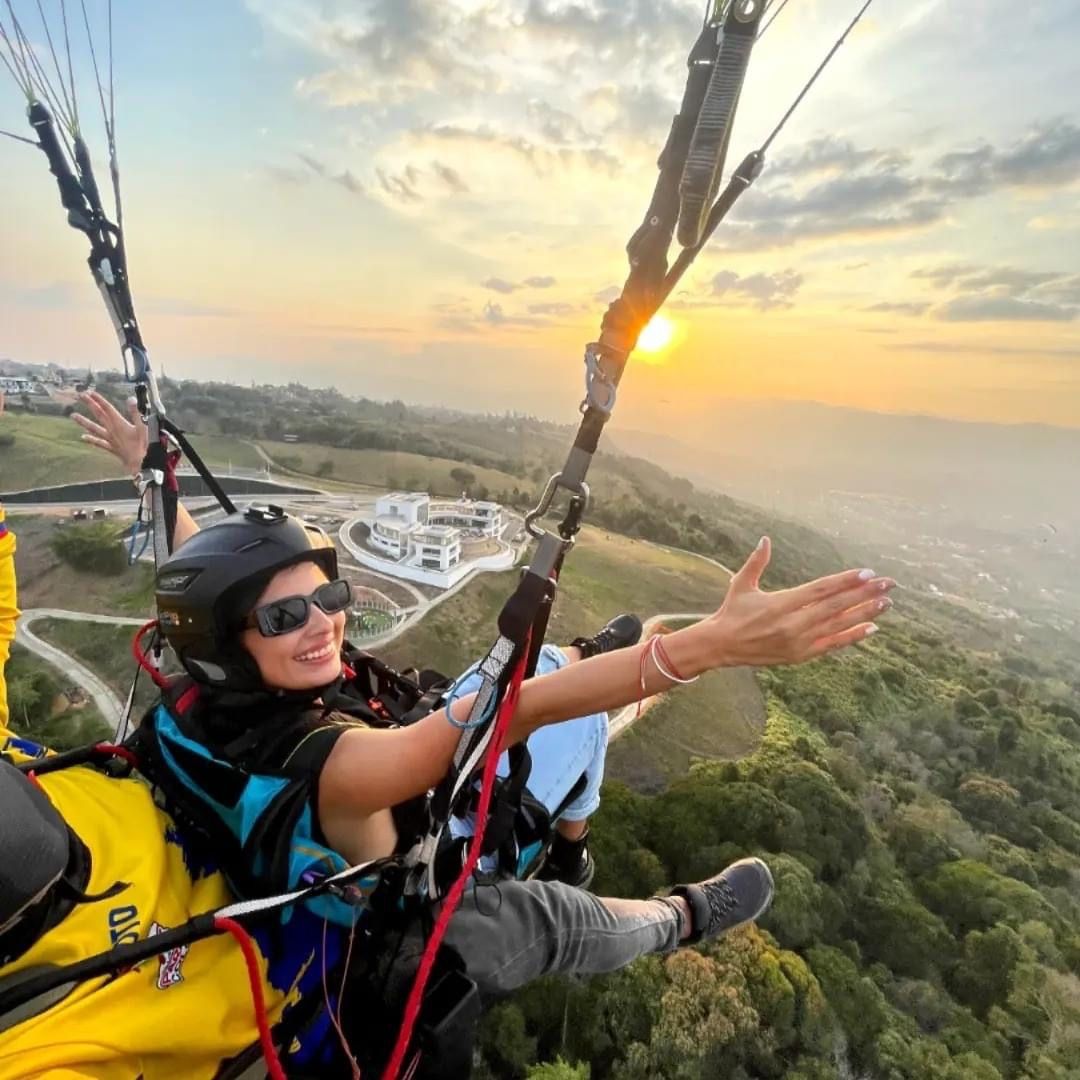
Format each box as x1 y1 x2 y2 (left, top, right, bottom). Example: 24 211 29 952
0 412 264 491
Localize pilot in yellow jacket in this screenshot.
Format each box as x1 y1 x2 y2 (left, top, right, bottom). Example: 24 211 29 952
0 507 334 1079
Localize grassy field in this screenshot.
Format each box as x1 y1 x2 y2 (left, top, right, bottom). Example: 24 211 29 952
607 667 767 792
0 413 127 490
257 439 523 496
34 618 169 716
9 514 156 614
0 413 264 491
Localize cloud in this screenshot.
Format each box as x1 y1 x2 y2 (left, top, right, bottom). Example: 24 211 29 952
711 269 804 310
527 301 577 317
936 296 1075 322
722 120 1080 252
594 285 622 304
297 152 328 176
431 160 469 194
418 123 620 178
526 99 590 145
932 118 1080 196
482 278 519 294
864 301 930 316
885 340 1080 359
912 262 1080 323
482 275 558 294
772 138 907 180
282 152 366 196
376 166 422 203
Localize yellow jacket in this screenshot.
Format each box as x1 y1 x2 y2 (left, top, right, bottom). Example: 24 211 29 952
0 509 322 1079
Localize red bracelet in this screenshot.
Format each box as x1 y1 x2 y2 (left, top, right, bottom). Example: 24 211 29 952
653 634 696 683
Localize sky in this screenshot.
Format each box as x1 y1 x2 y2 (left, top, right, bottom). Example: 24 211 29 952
1 0 1079 436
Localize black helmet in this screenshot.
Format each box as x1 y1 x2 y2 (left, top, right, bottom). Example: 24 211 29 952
155 505 338 688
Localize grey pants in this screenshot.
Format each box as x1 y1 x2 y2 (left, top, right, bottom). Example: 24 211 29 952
444 880 684 998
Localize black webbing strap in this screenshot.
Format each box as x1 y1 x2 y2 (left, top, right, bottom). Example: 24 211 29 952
0 913 218 1018
157 415 238 516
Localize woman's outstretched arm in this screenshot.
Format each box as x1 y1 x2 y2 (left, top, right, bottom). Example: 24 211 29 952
320 537 896 820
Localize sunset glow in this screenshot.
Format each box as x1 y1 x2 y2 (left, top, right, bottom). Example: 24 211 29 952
636 315 675 355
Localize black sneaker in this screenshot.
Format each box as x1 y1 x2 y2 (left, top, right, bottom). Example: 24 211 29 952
570 613 643 660
670 858 774 944
534 830 596 890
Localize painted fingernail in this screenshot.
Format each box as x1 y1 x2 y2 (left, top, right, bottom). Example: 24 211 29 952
858 569 875 581
757 536 767 551
877 597 892 611
879 579 893 590
864 624 879 637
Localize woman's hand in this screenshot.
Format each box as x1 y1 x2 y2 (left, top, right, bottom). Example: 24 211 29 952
700 536 896 668
72 390 147 475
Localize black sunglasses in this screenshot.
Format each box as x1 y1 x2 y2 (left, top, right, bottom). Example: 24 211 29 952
243 578 353 638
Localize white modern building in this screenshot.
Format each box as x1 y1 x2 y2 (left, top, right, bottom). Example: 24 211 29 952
428 498 503 538
346 492 519 590
366 492 507 579
370 493 461 572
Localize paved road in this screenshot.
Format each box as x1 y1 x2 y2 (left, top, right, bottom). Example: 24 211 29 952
16 608 145 729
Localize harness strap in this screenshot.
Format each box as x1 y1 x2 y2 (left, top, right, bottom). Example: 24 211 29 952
157 415 238 516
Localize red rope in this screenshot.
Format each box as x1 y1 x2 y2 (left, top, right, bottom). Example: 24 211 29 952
131 620 169 688
214 917 288 1080
93 743 139 767
381 638 532 1080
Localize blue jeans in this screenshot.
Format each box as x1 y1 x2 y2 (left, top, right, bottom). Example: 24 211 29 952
447 644 609 875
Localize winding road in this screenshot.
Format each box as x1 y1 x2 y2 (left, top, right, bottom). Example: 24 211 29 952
16 608 144 728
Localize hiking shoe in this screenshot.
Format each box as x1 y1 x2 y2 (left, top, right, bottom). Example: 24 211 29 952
570 613 643 660
671 857 774 944
535 833 595 890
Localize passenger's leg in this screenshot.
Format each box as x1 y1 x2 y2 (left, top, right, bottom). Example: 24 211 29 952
447 644 607 880
446 857 774 999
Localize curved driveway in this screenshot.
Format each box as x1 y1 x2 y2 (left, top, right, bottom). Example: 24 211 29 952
15 608 145 728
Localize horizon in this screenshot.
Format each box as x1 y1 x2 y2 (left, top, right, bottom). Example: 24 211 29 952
2 0 1078 431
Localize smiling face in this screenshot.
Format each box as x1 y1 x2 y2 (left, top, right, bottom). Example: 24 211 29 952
239 561 346 691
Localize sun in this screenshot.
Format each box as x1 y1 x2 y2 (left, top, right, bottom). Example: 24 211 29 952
637 314 675 354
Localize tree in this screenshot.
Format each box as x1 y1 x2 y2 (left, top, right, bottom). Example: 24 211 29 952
852 884 955 978
479 1003 538 1077
50 522 127 575
951 925 1024 1018
759 853 826 949
769 761 868 878
450 466 477 490
806 944 890 1064
918 860 1056 936
315 459 334 477
526 1060 590 1079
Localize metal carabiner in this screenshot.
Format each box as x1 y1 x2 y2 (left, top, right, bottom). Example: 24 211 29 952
524 472 590 541
580 344 618 416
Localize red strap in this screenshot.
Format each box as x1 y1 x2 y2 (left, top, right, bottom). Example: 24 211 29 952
132 620 169 689
381 637 532 1080
214 917 287 1080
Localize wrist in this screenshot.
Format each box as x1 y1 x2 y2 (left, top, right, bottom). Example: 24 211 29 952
663 620 731 678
